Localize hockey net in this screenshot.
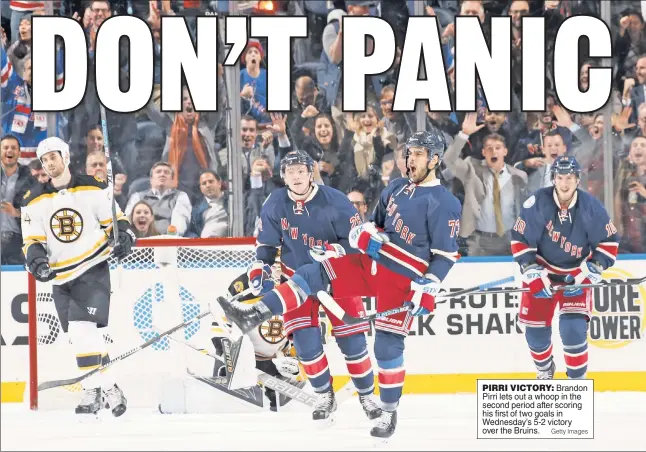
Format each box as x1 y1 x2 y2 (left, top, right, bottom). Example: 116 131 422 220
27 236 259 411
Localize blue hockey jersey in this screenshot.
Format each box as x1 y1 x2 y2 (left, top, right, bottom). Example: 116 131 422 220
371 178 462 282
511 187 619 274
255 184 363 276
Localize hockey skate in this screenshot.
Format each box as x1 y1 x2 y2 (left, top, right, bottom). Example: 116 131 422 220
312 389 337 421
537 361 556 380
103 383 127 417
75 387 102 414
359 394 382 420
370 410 397 439
216 296 272 334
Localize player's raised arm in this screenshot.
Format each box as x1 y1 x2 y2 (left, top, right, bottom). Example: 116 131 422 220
425 195 461 283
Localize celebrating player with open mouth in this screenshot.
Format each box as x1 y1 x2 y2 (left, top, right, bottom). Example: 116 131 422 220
219 129 462 439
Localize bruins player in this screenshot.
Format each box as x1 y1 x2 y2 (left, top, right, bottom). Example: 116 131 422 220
21 137 137 416
212 272 301 411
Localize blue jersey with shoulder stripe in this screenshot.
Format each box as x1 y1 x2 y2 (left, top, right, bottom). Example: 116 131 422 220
370 177 462 282
255 184 363 276
510 187 619 274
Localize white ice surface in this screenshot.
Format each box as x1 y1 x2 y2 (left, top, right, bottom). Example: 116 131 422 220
2 393 645 451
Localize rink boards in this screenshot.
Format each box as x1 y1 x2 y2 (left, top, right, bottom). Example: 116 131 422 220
1 256 645 403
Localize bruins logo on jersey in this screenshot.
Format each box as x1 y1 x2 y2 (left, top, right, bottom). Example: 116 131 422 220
258 315 286 344
50 208 83 243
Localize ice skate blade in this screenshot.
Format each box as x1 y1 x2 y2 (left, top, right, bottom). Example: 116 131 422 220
371 436 390 447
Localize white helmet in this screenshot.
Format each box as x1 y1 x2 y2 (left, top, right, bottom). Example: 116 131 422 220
37 137 70 167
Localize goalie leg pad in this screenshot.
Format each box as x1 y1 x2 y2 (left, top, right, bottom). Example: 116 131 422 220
374 331 405 411
293 327 331 393
336 334 374 395
559 314 589 379
525 325 554 372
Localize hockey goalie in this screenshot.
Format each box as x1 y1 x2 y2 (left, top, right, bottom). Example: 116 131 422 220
159 272 304 413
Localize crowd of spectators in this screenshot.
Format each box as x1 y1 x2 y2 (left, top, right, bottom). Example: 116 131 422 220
1 0 645 266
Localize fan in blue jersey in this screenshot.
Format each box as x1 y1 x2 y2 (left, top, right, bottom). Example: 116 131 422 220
219 130 462 439
247 150 381 422
510 156 619 380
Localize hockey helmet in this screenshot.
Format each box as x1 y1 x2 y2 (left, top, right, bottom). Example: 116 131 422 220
37 137 70 167
550 155 581 180
405 129 447 164
280 150 314 179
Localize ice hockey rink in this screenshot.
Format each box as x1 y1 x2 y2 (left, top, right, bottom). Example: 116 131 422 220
2 392 645 451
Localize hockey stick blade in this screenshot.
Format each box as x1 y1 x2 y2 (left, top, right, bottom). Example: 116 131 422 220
38 287 253 391
316 275 516 325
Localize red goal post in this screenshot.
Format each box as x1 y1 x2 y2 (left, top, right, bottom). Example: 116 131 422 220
27 236 260 411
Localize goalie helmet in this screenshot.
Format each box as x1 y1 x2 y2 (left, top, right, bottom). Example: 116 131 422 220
280 150 314 179
36 137 71 167
550 155 581 180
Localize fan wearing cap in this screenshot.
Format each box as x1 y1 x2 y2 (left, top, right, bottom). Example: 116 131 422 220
511 155 620 381
20 136 136 417
240 39 268 122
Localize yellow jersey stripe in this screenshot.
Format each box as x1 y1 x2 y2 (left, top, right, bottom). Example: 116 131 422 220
51 235 109 269
27 185 102 207
24 235 47 242
54 248 111 280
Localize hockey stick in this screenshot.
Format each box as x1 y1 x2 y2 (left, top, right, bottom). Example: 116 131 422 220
467 276 646 296
99 105 120 252
317 275 516 325
37 288 253 391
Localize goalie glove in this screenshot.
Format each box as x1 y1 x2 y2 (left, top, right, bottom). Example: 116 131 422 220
563 261 603 297
522 264 553 298
272 352 300 380
349 222 388 260
310 243 346 262
408 277 440 316
247 261 274 296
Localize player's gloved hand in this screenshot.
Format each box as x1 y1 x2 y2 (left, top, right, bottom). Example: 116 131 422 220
349 222 387 260
28 256 55 282
247 261 273 296
310 243 346 262
522 264 553 298
111 227 137 259
563 261 603 297
408 277 440 316
272 352 301 380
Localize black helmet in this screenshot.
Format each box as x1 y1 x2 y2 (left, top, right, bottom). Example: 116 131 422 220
280 150 315 179
405 129 447 163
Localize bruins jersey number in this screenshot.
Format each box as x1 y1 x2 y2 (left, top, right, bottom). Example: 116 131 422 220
50 208 84 243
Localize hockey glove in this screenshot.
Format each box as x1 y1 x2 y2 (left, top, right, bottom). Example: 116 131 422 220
272 353 301 380
247 261 274 296
408 277 440 316
111 227 137 260
28 256 55 282
310 243 346 262
349 222 387 260
522 264 553 298
563 261 603 297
